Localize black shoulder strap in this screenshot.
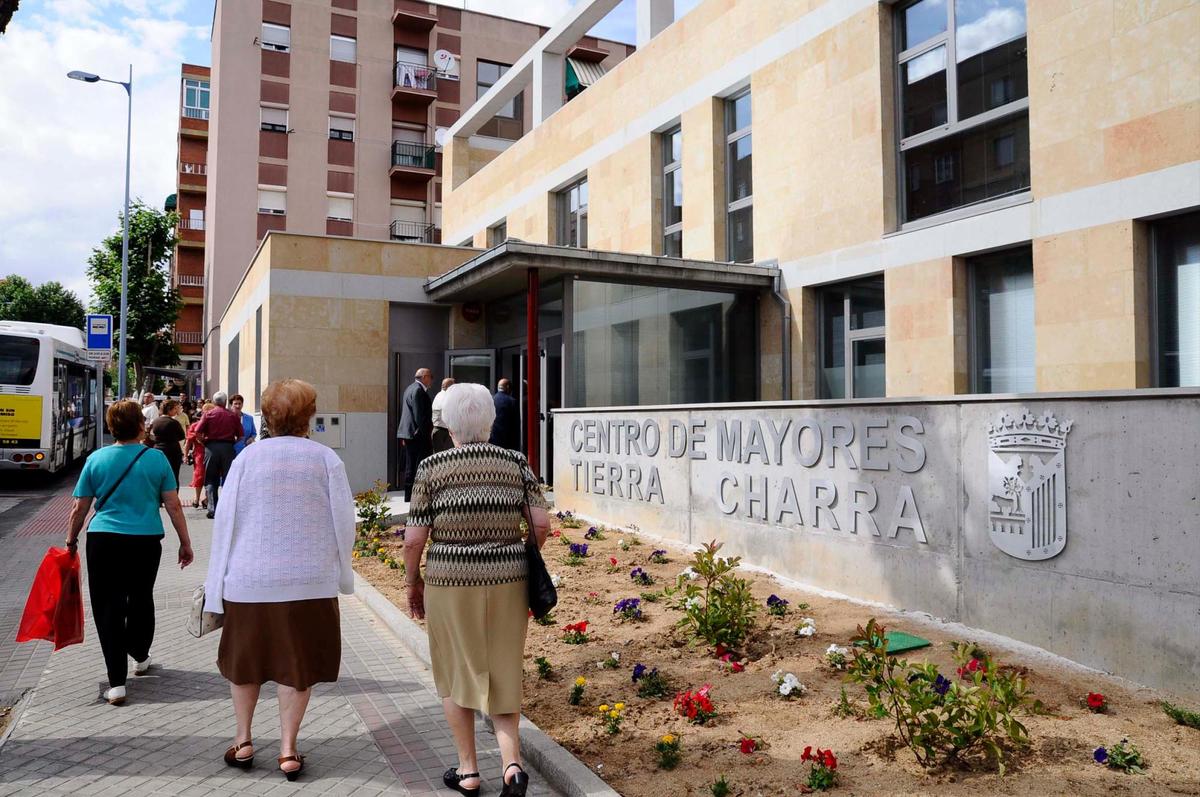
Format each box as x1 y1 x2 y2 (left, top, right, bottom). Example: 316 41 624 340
95 446 150 512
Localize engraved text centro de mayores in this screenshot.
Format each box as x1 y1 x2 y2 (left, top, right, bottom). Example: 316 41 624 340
567 416 930 544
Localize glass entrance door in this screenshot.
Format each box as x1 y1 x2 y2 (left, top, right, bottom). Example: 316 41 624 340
445 349 494 387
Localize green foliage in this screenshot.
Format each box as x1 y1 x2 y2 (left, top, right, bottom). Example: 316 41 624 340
534 657 553 680
834 686 857 718
639 591 662 603
86 201 181 392
709 774 731 797
534 611 557 627
664 541 759 648
845 619 1034 774
654 733 682 770
636 669 672 699
355 480 390 535
0 275 86 328
1162 701 1200 730
1098 739 1148 773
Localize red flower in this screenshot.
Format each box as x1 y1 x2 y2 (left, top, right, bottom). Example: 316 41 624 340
609 557 618 566
1087 692 1106 710
730 662 745 673
821 749 837 770
957 658 987 679
739 737 757 755
714 643 728 658
528 609 534 618
801 746 813 762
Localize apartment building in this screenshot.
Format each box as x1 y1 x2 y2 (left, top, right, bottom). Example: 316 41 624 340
169 63 210 379
199 0 633 394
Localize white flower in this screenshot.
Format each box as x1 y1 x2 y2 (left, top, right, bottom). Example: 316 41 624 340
825 643 846 656
610 651 620 661
779 682 793 696
796 618 817 637
550 573 562 588
679 567 699 580
684 596 702 610
771 669 784 684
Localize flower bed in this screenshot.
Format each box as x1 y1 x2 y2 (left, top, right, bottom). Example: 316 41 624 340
354 513 1200 795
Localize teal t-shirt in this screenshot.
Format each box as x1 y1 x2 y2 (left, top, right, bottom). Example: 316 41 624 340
73 444 174 536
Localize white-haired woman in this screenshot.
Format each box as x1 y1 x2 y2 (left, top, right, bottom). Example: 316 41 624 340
404 383 550 797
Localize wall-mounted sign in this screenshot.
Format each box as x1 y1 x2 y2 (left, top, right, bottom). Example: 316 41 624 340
434 49 459 79
461 302 482 323
987 409 1072 561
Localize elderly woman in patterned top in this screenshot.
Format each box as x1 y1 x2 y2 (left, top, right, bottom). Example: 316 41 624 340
404 383 550 797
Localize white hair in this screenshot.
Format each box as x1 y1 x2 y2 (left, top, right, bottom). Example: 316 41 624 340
213 391 229 407
441 383 496 444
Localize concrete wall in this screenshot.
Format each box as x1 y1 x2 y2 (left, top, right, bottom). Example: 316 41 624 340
553 391 1200 696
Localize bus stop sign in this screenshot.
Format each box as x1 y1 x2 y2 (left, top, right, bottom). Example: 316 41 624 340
86 314 113 362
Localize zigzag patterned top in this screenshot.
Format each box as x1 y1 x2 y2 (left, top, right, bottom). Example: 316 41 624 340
408 443 548 588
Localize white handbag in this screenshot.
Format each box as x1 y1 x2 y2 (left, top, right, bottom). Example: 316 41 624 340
186 585 224 638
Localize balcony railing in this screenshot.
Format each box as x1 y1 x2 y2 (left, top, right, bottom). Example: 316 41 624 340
180 161 207 175
183 106 209 120
178 218 205 231
176 331 202 345
391 140 435 170
178 274 204 286
390 220 436 243
394 61 437 92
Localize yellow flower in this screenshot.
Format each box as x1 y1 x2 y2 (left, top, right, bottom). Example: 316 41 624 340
574 677 587 687
614 702 625 711
599 704 609 712
661 734 676 745
608 710 619 719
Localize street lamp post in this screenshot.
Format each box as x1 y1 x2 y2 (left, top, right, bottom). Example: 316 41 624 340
69 66 133 400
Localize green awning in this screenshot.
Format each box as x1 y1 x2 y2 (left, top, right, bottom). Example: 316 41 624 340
565 58 607 99
164 193 177 212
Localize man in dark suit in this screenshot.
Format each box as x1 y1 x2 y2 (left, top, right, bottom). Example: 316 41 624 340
396 367 433 500
489 378 520 451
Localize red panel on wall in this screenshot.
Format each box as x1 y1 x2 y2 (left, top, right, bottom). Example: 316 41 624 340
330 13 357 37
257 213 286 240
436 32 461 53
332 0 356 8
259 131 289 159
262 0 290 25
327 170 354 193
436 79 460 104
180 138 207 162
258 162 288 185
328 139 355 167
261 79 289 105
326 219 354 237
262 49 290 79
436 5 461 29
435 106 458 127
390 175 427 201
392 103 428 125
393 26 430 49
330 60 356 88
329 90 356 114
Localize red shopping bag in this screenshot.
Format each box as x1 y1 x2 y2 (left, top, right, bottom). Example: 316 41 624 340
16 547 84 651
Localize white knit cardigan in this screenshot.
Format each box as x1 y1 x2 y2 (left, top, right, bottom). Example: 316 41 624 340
204 436 356 612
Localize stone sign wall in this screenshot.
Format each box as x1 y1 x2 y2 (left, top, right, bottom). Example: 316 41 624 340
552 393 1200 697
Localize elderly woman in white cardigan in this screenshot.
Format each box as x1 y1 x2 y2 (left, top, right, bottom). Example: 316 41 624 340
203 379 355 782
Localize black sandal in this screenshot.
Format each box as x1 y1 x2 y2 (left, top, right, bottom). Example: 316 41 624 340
278 754 304 782
500 763 529 797
443 767 481 797
223 740 254 769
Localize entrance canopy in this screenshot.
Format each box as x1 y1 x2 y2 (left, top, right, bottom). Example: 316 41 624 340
424 241 780 302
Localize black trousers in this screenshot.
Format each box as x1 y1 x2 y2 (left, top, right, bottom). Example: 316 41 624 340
86 532 163 688
431 427 453 454
203 440 236 510
402 438 431 501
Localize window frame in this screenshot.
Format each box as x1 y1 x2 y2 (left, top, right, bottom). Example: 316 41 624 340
328 114 355 141
488 220 508 247
182 78 209 116
816 276 887 400
330 34 357 64
260 105 288 133
1149 211 1200 388
326 193 354 223
894 0 1031 224
257 186 287 216
724 89 753 263
966 245 1036 394
476 59 521 120
260 22 291 53
661 125 683 257
557 177 589 249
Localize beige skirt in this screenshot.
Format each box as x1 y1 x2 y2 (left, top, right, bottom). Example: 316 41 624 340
425 579 527 716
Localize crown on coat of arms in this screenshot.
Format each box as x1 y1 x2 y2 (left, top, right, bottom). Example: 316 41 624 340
988 410 1073 450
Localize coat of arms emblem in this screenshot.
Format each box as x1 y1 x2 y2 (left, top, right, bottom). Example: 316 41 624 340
987 410 1073 561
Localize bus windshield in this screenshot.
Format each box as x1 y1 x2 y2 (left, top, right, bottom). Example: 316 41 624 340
0 335 40 385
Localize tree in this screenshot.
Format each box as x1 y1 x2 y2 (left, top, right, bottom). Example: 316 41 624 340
0 1 18 34
0 274 87 328
86 201 182 394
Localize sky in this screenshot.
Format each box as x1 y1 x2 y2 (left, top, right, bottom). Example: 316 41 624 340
0 0 701 308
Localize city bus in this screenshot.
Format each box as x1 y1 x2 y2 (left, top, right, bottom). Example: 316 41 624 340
0 320 100 473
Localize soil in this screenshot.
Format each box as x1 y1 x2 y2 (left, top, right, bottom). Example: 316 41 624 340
354 520 1200 797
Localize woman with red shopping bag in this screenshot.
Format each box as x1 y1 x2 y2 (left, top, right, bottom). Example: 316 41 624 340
65 400 194 706
16 546 84 651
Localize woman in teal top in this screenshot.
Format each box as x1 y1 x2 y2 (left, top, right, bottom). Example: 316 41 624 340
66 400 194 706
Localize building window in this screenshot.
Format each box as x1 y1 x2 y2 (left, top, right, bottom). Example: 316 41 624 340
327 194 353 222
725 90 752 263
818 275 886 399
260 22 290 52
182 78 209 120
477 60 523 139
969 246 1034 393
1152 210 1200 387
328 115 355 141
662 126 682 257
260 106 288 133
227 333 239 396
330 34 357 63
897 0 1030 223
257 187 286 215
557 177 588 248
488 220 508 247
390 202 431 242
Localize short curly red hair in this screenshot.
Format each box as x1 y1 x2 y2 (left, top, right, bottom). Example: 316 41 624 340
260 379 317 438
105 400 145 442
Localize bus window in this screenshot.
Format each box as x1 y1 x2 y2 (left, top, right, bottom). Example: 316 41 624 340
0 335 39 385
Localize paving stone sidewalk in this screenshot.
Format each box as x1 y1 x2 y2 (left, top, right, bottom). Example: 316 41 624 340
0 487 563 797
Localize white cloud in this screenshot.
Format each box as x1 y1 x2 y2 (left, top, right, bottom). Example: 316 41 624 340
956 6 1025 62
0 5 207 304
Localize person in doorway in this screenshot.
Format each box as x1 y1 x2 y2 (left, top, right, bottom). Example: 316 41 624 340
489 379 520 451
230 394 258 457
204 379 355 782
194 391 242 518
185 402 215 509
430 377 455 453
396 368 433 501
149 399 187 489
65 400 194 706
405 383 550 797
141 391 160 423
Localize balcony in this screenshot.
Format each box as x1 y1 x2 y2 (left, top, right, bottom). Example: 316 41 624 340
179 161 207 191
176 331 202 345
392 61 437 103
390 140 436 177
180 161 207 176
177 217 205 246
390 220 436 243
392 3 438 30
178 274 204 287
182 107 209 120
178 218 205 231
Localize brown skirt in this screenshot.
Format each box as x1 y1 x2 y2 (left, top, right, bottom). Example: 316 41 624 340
218 598 341 689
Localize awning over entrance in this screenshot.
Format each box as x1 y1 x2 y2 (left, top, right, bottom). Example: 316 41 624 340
424 241 780 303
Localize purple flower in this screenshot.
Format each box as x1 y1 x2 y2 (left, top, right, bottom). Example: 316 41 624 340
934 674 951 696
630 567 653 585
632 663 647 682
585 526 599 539
1093 747 1108 764
766 594 787 607
569 543 589 557
613 597 643 620
650 549 668 561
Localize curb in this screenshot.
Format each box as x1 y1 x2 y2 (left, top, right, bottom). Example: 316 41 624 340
0 689 32 756
352 573 619 797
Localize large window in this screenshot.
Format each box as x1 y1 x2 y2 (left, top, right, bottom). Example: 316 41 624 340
969 246 1034 393
257 187 286 215
330 35 357 63
260 106 287 133
327 194 353 222
328 115 354 141
1152 210 1200 387
260 22 290 52
557 177 588 248
819 276 886 399
477 60 523 139
0 335 39 386
572 281 757 406
897 0 1030 223
725 90 753 263
182 78 209 120
662 126 683 257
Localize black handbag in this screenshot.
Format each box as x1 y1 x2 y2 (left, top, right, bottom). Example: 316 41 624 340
516 456 558 619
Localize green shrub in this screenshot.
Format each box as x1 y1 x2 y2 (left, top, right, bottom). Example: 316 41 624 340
709 774 730 797
1162 701 1200 730
664 541 758 648
354 480 390 536
1094 738 1147 773
654 733 682 770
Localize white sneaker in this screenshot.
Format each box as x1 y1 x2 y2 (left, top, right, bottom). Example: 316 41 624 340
134 656 152 675
104 686 127 705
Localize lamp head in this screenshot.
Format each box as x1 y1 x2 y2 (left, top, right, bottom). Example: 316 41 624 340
67 70 101 83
